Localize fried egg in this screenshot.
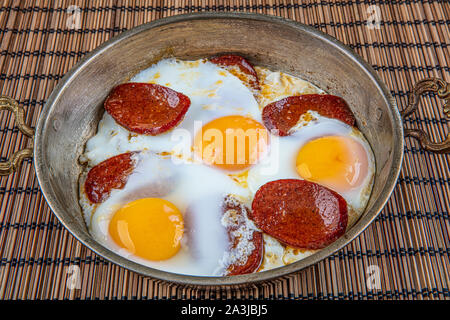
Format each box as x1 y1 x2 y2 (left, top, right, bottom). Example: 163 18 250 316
80 151 255 276
248 112 375 223
250 117 375 271
81 58 260 166
79 57 376 276
249 72 375 272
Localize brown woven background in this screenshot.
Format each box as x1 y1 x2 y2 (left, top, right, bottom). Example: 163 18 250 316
0 0 448 300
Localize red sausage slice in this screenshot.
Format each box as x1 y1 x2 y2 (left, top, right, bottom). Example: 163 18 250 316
104 83 191 135
210 54 261 92
250 179 348 249
262 94 356 136
222 195 263 276
84 152 136 203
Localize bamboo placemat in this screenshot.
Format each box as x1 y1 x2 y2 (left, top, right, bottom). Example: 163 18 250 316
0 0 448 300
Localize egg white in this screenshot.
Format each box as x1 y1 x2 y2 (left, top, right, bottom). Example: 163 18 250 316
257 234 316 272
255 66 324 106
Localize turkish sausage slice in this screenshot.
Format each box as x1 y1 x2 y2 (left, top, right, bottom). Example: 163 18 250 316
210 54 261 93
250 179 348 249
262 94 355 136
104 83 191 135
222 195 263 276
84 152 136 203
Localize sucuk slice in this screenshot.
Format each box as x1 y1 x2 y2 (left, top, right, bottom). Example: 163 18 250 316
84 152 136 203
262 94 356 136
250 179 348 250
221 195 263 276
104 83 191 135
210 54 261 92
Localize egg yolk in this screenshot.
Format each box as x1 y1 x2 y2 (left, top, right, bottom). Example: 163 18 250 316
109 198 184 261
194 115 269 171
296 136 369 192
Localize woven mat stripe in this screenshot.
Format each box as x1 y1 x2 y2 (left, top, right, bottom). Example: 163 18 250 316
0 0 449 300
0 1 447 12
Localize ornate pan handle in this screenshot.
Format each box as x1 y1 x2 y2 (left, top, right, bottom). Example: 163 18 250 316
0 96 35 175
401 78 450 154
